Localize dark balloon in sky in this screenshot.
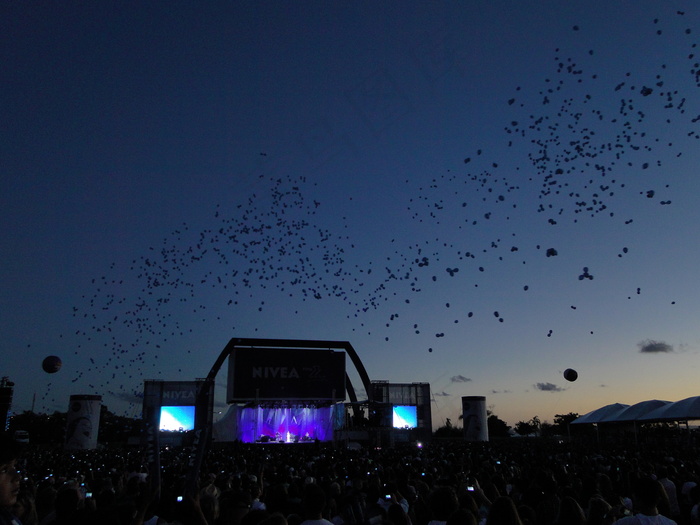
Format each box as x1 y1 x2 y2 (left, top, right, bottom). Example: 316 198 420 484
563 368 578 382
42 355 62 374
4 3 699 425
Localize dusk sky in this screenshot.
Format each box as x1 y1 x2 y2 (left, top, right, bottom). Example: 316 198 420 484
3 2 700 428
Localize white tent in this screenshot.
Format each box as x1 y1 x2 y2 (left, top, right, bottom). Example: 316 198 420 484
572 396 700 425
601 399 671 423
638 396 700 422
571 403 629 424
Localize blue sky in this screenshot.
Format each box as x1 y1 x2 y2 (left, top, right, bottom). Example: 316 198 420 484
2 1 700 428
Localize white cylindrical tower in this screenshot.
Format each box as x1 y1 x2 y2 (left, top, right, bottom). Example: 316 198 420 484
461 396 488 442
65 394 102 450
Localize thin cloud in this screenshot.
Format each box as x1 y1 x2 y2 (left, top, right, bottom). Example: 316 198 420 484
638 339 673 353
108 391 144 404
534 382 565 392
451 375 472 383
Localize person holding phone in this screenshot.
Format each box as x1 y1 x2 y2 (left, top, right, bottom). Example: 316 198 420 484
377 483 409 514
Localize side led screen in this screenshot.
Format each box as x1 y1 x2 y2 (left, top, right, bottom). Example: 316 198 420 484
160 405 195 432
392 405 417 429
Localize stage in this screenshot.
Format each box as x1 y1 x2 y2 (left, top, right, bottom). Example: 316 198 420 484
212 403 345 443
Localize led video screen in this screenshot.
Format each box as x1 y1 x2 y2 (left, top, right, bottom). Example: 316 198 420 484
392 405 417 429
159 405 195 431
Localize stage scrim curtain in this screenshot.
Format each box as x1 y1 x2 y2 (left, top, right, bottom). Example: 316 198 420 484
236 406 335 442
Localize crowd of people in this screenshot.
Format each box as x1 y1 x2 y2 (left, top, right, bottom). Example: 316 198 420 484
2 432 700 525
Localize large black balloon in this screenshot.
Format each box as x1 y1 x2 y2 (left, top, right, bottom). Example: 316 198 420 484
42 355 62 374
563 368 578 382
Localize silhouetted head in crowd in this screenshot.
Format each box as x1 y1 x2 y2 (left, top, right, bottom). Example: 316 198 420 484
586 496 612 525
302 483 327 520
446 508 477 525
0 432 21 510
555 496 585 525
631 477 667 516
428 486 459 522
486 496 523 525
